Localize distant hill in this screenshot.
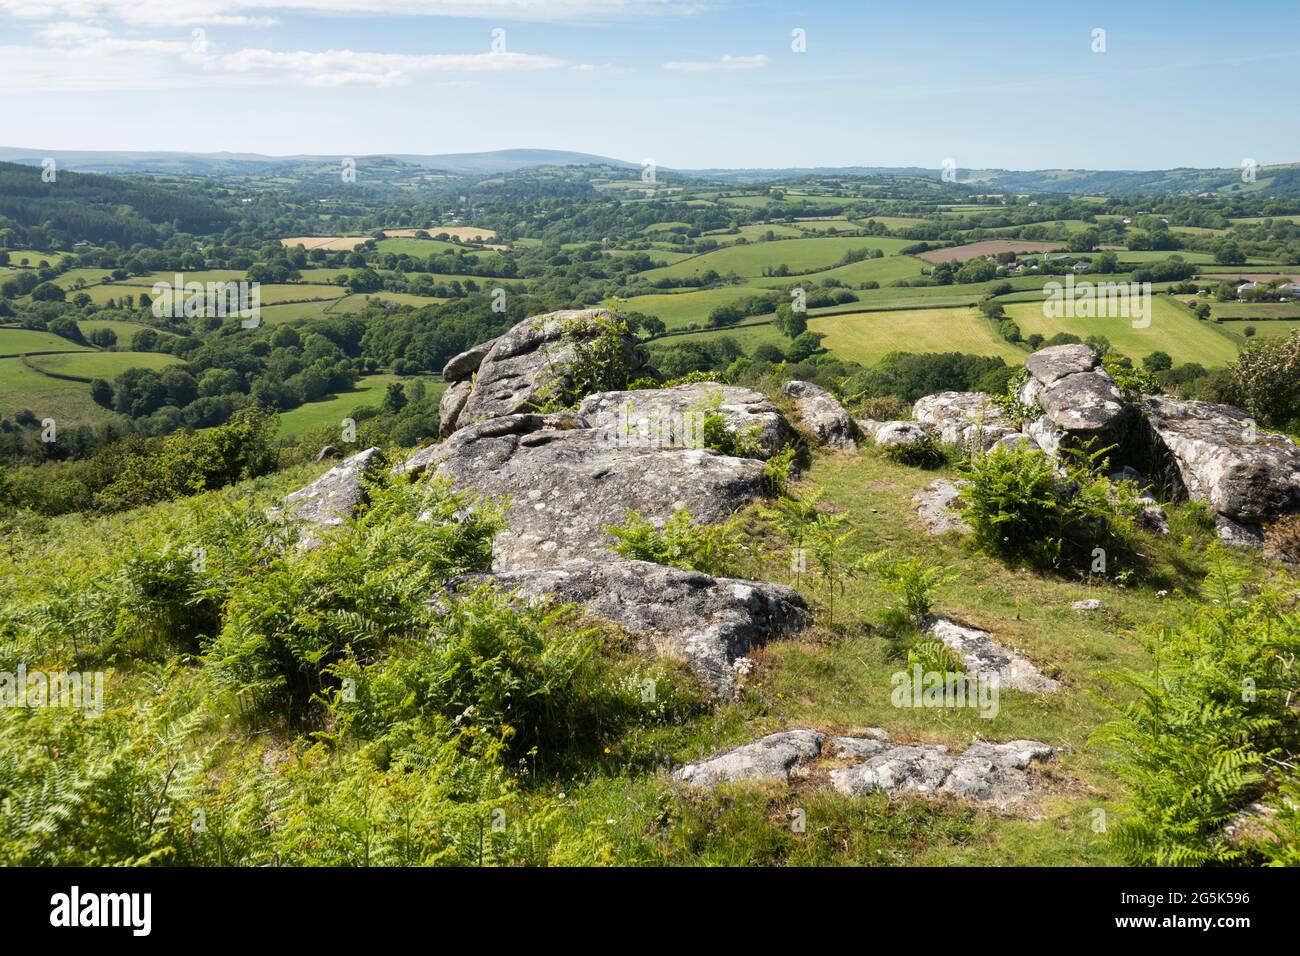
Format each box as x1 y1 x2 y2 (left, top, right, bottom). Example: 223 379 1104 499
1 146 1297 196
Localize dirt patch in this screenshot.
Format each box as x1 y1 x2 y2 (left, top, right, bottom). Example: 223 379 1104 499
917 240 1067 263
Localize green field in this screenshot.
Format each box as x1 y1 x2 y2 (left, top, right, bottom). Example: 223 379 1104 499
614 287 775 330
1005 297 1240 367
331 292 447 313
0 328 93 357
1 249 67 267
256 301 342 324
0 357 109 423
275 374 446 440
376 238 493 259
25 350 181 380
78 319 169 342
255 283 348 305
1207 301 1300 320
640 236 915 281
745 254 925 289
814 307 1029 366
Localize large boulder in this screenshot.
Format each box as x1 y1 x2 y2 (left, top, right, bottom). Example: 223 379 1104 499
279 447 382 550
438 380 472 438
451 310 655 431
577 382 794 459
441 335 500 383
779 380 857 451
1019 345 1126 456
1140 395 1300 543
912 391 1016 452
398 413 767 571
451 559 810 694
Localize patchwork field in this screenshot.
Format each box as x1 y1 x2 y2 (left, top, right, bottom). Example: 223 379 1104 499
1004 297 1240 367
275 374 446 441
279 236 371 251
813 307 1029 366
916 241 1066 263
640 236 915 281
0 328 93 356
24 350 181 380
0 356 108 423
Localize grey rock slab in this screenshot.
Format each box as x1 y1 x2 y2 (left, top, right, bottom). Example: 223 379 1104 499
829 739 1055 808
911 391 1015 452
1142 395 1300 529
913 479 971 535
450 558 811 695
577 382 794 459
455 309 654 429
441 335 500 383
1020 345 1126 443
927 617 1059 693
676 729 826 788
438 379 473 438
873 420 931 448
279 447 382 550
398 414 767 571
780 380 857 451
1070 599 1105 612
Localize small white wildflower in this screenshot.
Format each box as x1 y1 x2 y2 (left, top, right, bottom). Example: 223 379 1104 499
732 656 755 676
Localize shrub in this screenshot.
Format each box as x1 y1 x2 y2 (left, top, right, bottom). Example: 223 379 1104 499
860 552 959 626
959 442 1136 569
1233 330 1300 428
1096 557 1300 865
607 507 744 578
875 430 946 469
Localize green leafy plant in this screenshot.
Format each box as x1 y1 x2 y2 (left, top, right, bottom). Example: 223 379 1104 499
607 507 744 578
859 551 959 626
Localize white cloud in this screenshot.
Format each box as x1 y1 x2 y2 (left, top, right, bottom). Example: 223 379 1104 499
218 47 576 86
0 0 705 27
662 53 767 72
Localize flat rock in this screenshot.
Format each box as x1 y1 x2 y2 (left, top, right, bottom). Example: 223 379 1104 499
577 382 794 459
911 391 1016 452
1141 395 1300 533
678 729 1055 808
828 739 1055 808
676 730 826 788
279 447 382 550
1070 599 1105 612
398 413 767 571
450 558 810 695
873 420 931 449
927 617 1059 693
454 310 655 430
914 479 971 535
780 380 857 451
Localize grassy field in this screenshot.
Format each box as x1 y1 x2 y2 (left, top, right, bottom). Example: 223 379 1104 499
275 373 446 440
1005 296 1241 367
376 237 492 259
0 357 109 423
614 287 776 330
0 328 93 356
25 350 181 380
78 319 169 342
640 236 916 281
745 254 925 290
255 283 348 305
1206 301 1300 320
814 307 1029 366
330 292 447 313
1 249 67 267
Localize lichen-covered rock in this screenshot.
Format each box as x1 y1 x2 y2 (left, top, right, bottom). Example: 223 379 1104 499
442 335 500 383
873 420 931 449
676 730 826 788
1018 345 1126 451
911 391 1016 452
678 729 1056 808
279 447 382 550
780 380 857 451
914 479 971 535
828 739 1055 807
577 382 794 459
438 380 472 438
450 558 810 695
399 414 766 571
452 310 655 431
1141 395 1300 536
926 617 1059 693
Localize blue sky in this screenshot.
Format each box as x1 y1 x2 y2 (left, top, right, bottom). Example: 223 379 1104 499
1 0 1297 169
